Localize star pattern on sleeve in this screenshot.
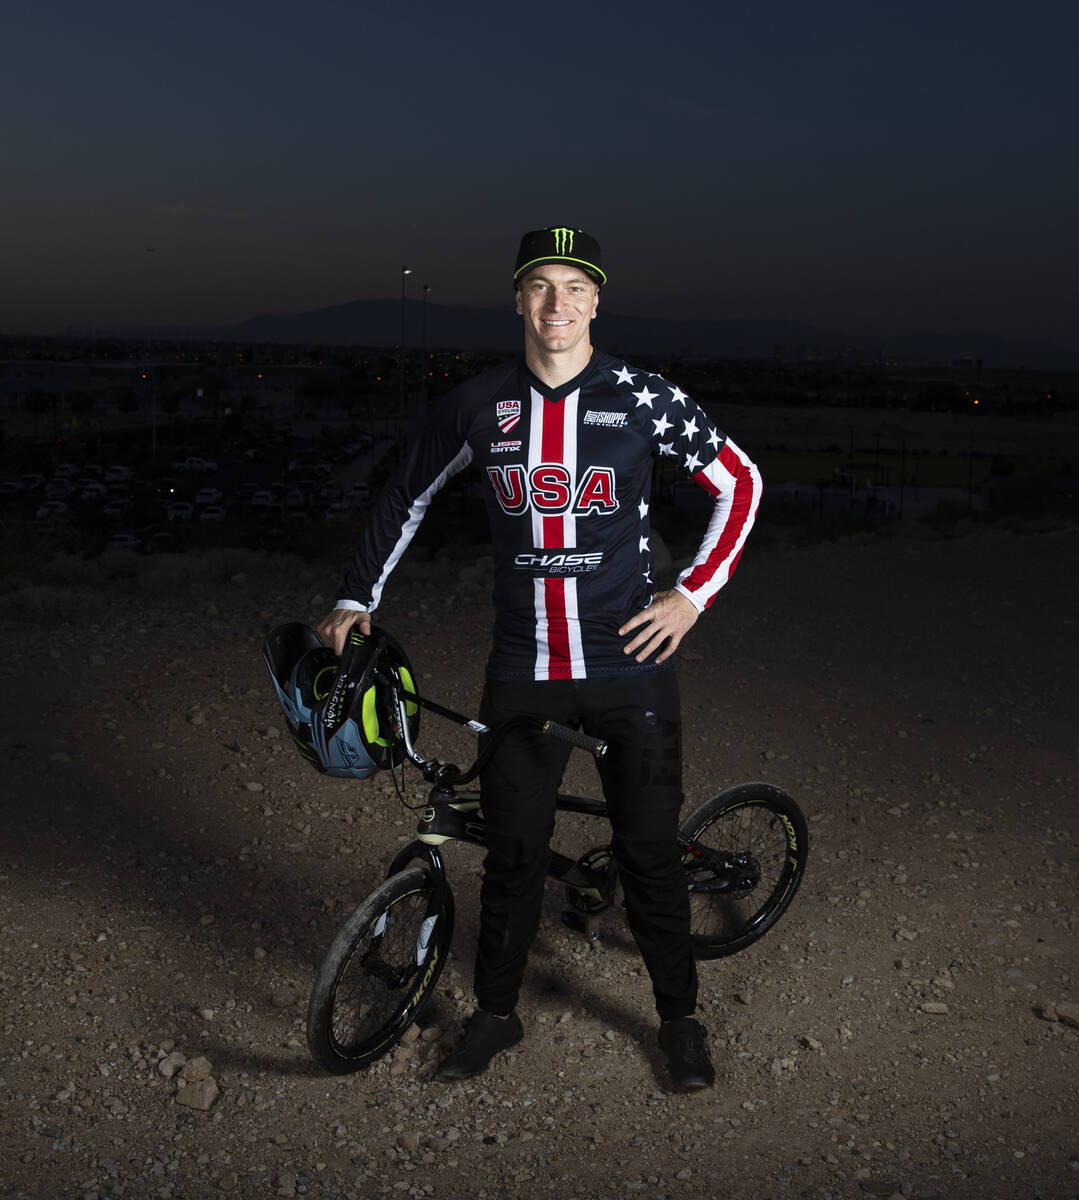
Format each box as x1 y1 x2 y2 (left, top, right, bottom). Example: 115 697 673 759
611 363 726 475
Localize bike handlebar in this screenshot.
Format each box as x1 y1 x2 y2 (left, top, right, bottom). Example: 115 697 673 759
381 671 608 785
542 720 607 759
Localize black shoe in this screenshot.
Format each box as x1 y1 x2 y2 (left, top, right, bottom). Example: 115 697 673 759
434 1010 524 1081
659 1017 715 1091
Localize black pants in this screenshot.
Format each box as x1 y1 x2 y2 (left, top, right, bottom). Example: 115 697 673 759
474 671 698 1021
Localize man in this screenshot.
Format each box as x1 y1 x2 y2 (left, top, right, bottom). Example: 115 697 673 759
317 226 761 1090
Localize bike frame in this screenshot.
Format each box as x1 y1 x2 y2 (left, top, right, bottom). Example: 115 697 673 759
377 666 765 922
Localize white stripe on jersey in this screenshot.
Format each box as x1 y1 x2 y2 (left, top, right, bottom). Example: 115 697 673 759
527 386 580 549
676 437 761 610
528 387 586 680
368 443 473 610
561 388 580 550
564 575 585 677
532 575 585 681
527 388 546 548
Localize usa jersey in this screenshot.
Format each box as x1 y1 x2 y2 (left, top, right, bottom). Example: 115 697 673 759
337 351 761 681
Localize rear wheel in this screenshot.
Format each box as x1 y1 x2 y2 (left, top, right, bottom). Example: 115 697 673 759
306 865 454 1073
679 783 807 959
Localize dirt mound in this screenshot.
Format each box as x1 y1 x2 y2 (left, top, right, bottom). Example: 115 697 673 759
1 526 1076 1199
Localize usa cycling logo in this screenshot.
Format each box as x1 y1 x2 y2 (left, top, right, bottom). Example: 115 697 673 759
497 400 521 434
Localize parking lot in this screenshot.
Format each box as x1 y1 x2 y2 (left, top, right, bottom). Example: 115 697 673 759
0 422 399 554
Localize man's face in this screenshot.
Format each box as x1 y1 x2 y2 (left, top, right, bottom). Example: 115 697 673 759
515 263 600 358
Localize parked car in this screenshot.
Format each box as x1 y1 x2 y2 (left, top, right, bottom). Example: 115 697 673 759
167 501 194 521
105 466 132 484
80 481 108 500
0 481 20 499
102 500 130 519
144 529 175 554
199 505 226 522
35 500 70 519
323 502 351 521
110 531 143 550
195 486 223 506
175 456 218 472
250 489 274 508
18 473 45 492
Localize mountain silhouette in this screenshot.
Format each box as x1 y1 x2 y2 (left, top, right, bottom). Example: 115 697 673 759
114 298 1079 369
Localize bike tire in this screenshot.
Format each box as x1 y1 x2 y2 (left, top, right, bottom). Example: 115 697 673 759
306 865 454 1073
679 783 808 960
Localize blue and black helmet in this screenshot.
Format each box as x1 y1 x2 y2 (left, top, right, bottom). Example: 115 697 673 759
262 622 419 779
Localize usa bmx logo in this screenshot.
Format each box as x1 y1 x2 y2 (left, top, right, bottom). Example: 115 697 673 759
497 400 521 434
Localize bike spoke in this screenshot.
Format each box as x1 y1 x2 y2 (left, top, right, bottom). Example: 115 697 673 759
684 800 796 946
330 892 432 1053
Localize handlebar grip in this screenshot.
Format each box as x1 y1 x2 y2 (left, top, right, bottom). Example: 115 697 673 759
542 720 607 758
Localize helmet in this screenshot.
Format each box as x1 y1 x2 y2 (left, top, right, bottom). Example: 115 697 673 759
262 622 419 779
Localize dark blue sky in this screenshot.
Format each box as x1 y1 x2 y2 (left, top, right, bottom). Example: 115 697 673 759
3 0 1077 347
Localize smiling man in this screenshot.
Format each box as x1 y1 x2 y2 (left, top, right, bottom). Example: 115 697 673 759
318 226 762 1090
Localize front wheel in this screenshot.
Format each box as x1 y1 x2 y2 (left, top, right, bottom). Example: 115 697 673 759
306 865 455 1073
679 783 808 959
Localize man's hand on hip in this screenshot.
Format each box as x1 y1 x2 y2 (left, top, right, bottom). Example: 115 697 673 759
315 608 371 656
619 590 699 665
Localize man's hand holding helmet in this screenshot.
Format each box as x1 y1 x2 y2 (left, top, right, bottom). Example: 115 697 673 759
317 607 371 655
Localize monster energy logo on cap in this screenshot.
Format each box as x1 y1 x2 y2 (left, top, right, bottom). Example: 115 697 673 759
551 227 574 255
514 226 606 286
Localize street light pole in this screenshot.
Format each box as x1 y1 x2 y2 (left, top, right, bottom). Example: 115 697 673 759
421 284 430 394
399 266 412 426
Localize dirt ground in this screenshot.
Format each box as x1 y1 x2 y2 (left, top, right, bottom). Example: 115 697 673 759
0 517 1076 1200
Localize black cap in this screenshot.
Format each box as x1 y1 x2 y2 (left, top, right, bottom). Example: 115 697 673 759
513 227 606 287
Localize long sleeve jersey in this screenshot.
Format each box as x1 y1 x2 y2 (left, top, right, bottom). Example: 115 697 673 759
337 351 761 681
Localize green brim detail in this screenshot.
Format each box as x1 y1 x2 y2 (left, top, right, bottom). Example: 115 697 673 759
514 256 606 286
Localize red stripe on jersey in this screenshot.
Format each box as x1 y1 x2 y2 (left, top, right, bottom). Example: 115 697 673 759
539 397 565 548
681 441 758 605
537 395 571 678
543 577 573 679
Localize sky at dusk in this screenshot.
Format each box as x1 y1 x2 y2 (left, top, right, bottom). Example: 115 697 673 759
3 0 1078 348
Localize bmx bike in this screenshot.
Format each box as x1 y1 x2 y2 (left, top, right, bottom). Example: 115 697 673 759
304 655 808 1075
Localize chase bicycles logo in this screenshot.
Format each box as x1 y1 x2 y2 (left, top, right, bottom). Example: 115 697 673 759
550 227 575 255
